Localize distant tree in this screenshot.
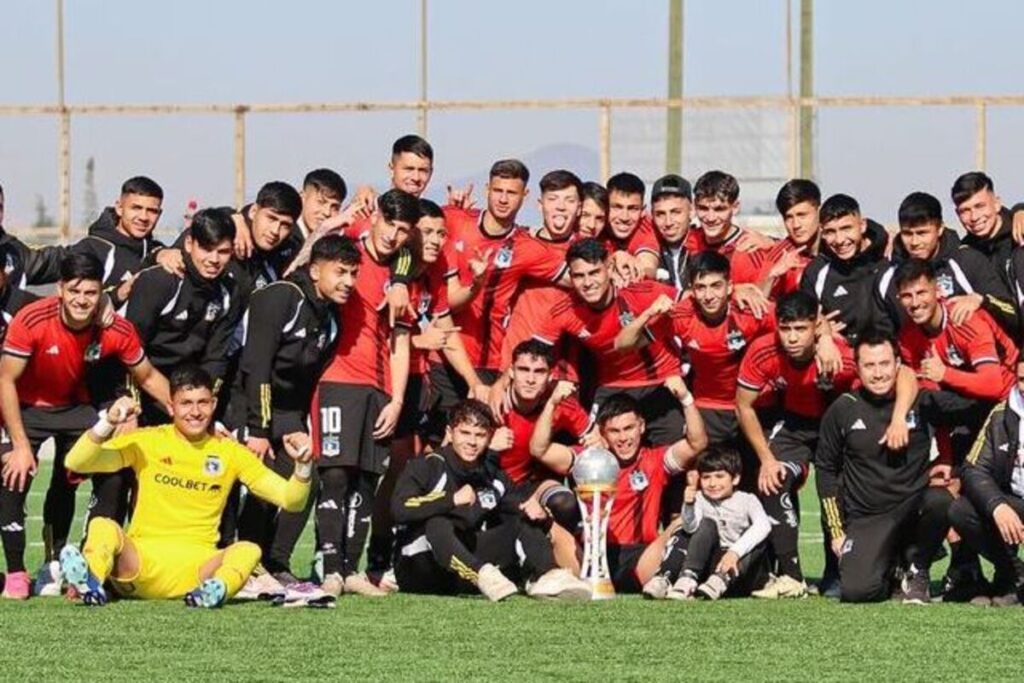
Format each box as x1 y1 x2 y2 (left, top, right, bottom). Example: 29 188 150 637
33 195 55 228
82 156 99 226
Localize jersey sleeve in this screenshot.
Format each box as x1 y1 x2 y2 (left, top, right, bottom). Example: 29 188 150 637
110 318 146 367
392 456 455 523
429 265 451 318
737 336 776 393
554 397 591 438
532 299 577 346
238 285 292 437
2 309 37 358
832 340 858 393
626 219 660 258
520 235 569 283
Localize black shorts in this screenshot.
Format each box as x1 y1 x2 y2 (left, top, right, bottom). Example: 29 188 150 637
394 374 429 439
699 407 740 447
592 384 685 446
607 543 646 594
313 382 391 474
22 405 98 451
767 415 818 464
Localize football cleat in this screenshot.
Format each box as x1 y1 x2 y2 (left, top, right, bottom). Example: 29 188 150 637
1 571 31 600
641 574 672 600
33 560 64 597
184 578 227 608
59 546 107 606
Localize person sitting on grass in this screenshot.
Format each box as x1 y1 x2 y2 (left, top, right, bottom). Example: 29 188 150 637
391 399 591 602
643 448 771 600
59 365 313 608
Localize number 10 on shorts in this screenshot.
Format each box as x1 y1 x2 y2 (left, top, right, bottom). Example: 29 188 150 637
320 406 342 458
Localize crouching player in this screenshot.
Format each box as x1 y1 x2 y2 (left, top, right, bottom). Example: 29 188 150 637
392 400 590 601
59 366 313 608
643 448 771 601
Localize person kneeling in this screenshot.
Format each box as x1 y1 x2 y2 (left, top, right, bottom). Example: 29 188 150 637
392 400 590 602
60 366 313 608
643 448 770 601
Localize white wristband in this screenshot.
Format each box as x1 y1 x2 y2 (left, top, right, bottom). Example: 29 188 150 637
294 461 313 481
92 417 115 440
681 393 694 408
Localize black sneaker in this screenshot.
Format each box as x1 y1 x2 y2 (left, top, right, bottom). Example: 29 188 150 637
900 566 930 605
939 568 989 603
988 574 1023 607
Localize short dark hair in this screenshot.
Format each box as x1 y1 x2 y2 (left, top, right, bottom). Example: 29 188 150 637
511 339 554 368
310 234 361 267
696 447 742 477
169 365 214 395
120 176 163 200
582 182 608 211
566 238 608 266
256 181 302 221
893 257 937 291
776 291 818 323
418 198 444 220
392 134 434 162
898 192 942 229
951 171 994 206
694 170 740 204
606 172 645 199
819 193 861 226
59 252 104 283
687 250 731 285
188 208 236 249
302 169 347 203
449 399 497 432
596 393 642 427
489 159 530 184
854 331 898 363
775 179 820 215
378 189 422 225
539 169 583 197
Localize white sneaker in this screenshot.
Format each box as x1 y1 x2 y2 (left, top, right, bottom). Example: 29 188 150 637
696 572 730 601
33 561 64 597
378 568 399 594
236 571 286 601
343 572 389 597
527 568 592 601
321 572 344 598
667 574 698 601
642 574 672 600
476 564 518 602
751 574 808 600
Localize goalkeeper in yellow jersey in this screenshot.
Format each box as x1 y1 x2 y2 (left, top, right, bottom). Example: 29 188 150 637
60 365 313 608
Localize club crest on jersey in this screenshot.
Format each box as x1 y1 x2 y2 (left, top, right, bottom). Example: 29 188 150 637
478 488 498 510
3 253 15 275
629 469 649 492
726 330 747 352
815 373 835 391
906 410 918 430
619 310 635 327
204 302 221 322
83 341 101 363
255 273 270 290
316 332 328 350
204 455 224 477
946 346 965 368
322 436 340 457
494 244 514 269
936 274 955 298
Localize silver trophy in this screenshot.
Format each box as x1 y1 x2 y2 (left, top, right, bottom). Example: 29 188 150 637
572 446 620 600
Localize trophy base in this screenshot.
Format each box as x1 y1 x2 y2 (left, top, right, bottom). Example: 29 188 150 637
588 578 616 601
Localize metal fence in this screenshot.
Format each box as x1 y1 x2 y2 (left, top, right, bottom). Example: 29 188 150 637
0 92 1017 242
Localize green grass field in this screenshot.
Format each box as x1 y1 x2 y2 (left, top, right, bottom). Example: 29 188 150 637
1 462 1021 681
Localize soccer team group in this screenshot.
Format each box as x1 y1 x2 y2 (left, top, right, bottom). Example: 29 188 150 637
1 133 1023 609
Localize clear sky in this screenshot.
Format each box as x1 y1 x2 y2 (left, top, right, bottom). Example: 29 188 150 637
2 0 1023 236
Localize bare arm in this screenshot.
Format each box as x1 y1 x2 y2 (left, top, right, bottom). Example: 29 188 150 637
127 358 171 408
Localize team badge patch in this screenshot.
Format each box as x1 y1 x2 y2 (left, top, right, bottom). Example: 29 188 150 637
204 455 224 477
726 330 747 352
946 346 965 367
494 244 514 269
83 342 101 363
618 311 635 327
936 274 954 298
906 410 917 430
204 302 221 322
629 469 649 492
840 537 854 556
322 436 341 457
478 488 498 510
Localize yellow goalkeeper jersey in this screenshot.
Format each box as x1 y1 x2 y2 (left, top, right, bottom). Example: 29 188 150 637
68 425 308 547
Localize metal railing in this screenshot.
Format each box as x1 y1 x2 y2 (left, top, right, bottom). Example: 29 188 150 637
0 93 1015 242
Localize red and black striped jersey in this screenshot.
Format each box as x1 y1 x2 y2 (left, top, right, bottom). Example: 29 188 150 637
2 296 144 407
650 299 776 410
535 281 682 388
898 304 1017 401
730 237 811 297
737 333 856 419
